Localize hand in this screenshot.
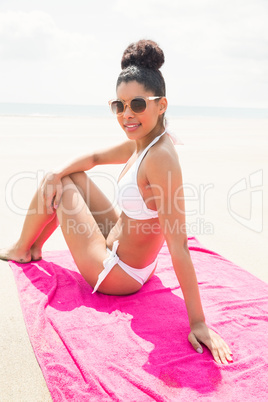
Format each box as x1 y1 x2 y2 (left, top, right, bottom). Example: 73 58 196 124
188 322 233 365
41 172 63 213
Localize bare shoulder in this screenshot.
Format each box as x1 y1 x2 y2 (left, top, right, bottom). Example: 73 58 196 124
145 136 181 178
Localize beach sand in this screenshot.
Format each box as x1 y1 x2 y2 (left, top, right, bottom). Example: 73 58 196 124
0 115 267 400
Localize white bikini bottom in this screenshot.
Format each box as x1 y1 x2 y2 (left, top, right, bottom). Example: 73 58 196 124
92 240 157 294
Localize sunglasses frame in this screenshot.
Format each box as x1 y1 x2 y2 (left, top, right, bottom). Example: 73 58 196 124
108 96 162 116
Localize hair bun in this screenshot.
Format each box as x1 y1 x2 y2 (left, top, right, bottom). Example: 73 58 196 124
121 40 164 70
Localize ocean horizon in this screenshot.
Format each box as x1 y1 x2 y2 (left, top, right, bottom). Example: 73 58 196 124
0 102 267 119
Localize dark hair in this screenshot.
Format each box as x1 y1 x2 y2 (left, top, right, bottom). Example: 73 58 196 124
116 40 166 96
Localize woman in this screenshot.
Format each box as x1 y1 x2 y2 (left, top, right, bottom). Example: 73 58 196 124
0 40 232 365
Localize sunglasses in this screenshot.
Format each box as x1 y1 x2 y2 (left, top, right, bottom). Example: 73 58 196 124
108 96 162 116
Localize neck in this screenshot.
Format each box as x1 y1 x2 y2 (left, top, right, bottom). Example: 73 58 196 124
135 124 166 153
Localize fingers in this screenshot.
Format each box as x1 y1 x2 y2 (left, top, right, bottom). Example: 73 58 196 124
219 339 233 364
188 328 233 365
53 184 63 209
40 173 63 213
40 181 53 213
45 187 55 214
188 331 203 354
209 332 233 365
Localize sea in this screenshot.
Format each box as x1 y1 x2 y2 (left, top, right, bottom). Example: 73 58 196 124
0 102 267 119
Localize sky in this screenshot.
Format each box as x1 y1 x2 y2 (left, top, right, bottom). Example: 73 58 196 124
0 0 267 108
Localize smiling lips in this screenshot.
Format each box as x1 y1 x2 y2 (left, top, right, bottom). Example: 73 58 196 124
124 123 141 132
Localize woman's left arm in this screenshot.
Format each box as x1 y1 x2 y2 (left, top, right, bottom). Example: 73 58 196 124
146 147 233 364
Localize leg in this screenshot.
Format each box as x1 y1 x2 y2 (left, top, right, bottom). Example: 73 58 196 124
1 172 144 295
30 215 60 260
69 172 119 238
0 171 120 262
0 186 58 263
57 176 143 295
30 171 119 259
56 175 107 286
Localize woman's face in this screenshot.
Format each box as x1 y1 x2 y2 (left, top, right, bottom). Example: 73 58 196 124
116 81 167 140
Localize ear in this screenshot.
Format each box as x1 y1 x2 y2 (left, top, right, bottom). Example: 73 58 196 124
158 97 168 115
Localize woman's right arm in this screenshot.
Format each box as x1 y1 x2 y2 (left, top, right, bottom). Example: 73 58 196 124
41 139 135 212
54 139 136 179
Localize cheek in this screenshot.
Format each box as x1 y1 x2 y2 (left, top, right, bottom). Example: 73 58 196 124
142 110 159 126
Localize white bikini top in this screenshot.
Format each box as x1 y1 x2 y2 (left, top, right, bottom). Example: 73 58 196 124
117 131 166 220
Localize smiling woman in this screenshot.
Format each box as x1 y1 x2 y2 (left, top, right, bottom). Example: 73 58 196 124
0 39 233 365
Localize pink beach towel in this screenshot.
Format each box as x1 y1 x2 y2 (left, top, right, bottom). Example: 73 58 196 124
9 237 268 401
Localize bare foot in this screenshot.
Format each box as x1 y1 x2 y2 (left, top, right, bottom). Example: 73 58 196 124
30 245 42 261
0 244 31 263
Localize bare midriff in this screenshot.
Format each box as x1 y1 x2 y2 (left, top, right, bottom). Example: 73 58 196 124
106 212 165 269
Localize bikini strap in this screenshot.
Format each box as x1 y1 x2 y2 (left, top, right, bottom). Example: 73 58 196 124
134 130 166 172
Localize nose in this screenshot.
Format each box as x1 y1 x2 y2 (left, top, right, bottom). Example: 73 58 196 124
123 104 134 118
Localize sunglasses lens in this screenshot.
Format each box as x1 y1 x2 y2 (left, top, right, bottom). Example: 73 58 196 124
111 101 124 115
110 97 147 115
131 98 146 113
